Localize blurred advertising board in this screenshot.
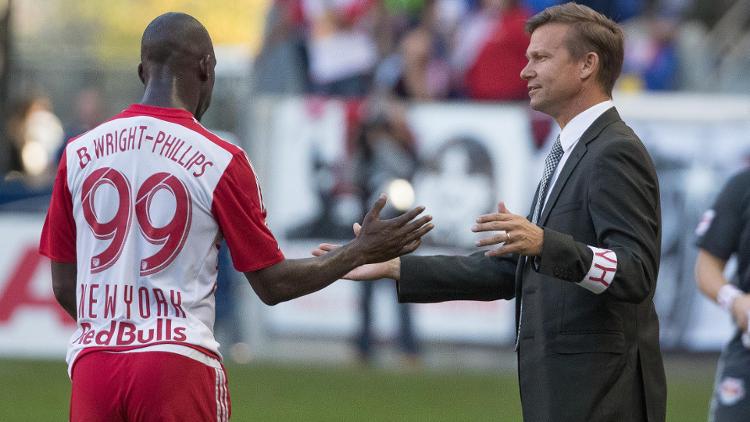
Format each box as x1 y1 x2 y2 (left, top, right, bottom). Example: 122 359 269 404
256 97 534 345
0 214 74 358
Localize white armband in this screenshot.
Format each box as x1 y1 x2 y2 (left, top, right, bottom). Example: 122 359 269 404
577 246 617 294
717 284 743 313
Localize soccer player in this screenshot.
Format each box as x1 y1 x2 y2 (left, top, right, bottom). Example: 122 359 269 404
39 12 432 422
695 168 750 421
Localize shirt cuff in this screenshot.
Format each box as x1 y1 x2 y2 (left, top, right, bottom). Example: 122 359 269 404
577 246 617 294
717 284 743 313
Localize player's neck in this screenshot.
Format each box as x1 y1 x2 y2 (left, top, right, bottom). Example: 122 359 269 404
140 77 197 116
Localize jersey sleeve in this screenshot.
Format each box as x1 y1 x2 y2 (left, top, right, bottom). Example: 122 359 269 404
211 153 284 272
39 150 77 262
695 171 750 260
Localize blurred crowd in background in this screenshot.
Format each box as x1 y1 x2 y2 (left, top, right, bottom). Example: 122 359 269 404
2 0 750 183
252 0 747 99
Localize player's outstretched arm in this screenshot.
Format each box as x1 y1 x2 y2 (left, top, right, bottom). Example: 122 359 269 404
244 195 432 305
51 261 77 321
312 223 402 281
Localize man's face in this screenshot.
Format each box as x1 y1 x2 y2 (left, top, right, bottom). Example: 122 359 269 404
521 23 584 119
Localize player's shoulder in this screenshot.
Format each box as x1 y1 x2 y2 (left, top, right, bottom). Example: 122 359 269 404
721 167 750 197
727 167 750 185
193 126 245 156
163 117 246 160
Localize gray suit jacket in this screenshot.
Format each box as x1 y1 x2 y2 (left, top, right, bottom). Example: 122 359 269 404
398 108 666 422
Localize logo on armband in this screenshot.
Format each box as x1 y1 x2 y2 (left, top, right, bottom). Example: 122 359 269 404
719 377 745 406
695 209 715 237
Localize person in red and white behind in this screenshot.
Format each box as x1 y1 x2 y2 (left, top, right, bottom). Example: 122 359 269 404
301 0 379 96
450 0 530 101
39 12 432 422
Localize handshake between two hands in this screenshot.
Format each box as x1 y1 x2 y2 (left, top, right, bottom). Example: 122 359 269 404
310 195 544 281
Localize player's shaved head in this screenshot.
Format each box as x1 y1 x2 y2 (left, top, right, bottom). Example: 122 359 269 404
138 13 216 120
141 12 213 69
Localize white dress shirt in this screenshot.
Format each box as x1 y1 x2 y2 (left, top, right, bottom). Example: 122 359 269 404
543 100 614 208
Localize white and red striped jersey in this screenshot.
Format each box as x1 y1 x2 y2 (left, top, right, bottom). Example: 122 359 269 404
40 104 284 375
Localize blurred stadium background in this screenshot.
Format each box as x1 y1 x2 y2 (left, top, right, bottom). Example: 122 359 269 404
1 0 749 420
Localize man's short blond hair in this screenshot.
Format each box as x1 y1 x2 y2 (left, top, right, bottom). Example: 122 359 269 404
526 2 624 96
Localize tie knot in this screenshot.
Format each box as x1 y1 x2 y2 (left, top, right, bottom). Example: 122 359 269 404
544 135 564 167
550 135 563 158
532 134 565 224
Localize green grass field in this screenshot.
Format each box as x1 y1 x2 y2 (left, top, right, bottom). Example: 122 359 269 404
0 356 716 421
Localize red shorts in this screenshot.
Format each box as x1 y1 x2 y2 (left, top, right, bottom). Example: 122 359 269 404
70 351 230 422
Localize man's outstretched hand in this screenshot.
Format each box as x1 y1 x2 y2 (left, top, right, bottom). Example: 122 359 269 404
312 196 420 281
346 194 432 266
472 202 543 257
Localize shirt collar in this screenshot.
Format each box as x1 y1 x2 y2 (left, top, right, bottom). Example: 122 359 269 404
558 100 614 153
124 103 196 120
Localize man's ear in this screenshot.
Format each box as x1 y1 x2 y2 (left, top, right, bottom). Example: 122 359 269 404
580 51 599 81
138 63 146 84
199 54 212 82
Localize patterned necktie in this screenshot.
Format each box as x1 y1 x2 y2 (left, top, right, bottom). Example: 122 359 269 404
516 135 563 351
531 135 564 223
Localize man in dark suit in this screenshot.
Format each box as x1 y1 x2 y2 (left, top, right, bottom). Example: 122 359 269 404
315 3 665 421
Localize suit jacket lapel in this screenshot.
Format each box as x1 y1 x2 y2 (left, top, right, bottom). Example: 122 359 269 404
538 107 621 225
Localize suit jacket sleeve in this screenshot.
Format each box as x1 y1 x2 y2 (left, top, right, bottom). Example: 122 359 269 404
538 138 660 304
397 251 517 303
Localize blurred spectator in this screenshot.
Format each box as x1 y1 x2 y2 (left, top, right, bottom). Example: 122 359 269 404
576 0 643 22
214 241 242 356
252 0 309 95
286 98 362 241
4 94 63 182
375 0 426 55
450 0 530 101
374 1 452 100
620 11 680 91
64 87 104 140
398 5 451 100
522 0 559 14
523 0 643 21
686 0 738 29
301 0 379 97
352 98 420 365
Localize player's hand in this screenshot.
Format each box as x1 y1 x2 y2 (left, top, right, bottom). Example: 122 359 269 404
313 223 404 280
732 294 750 331
349 194 432 266
472 202 543 257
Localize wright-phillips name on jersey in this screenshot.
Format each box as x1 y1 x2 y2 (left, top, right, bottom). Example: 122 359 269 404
40 104 284 376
